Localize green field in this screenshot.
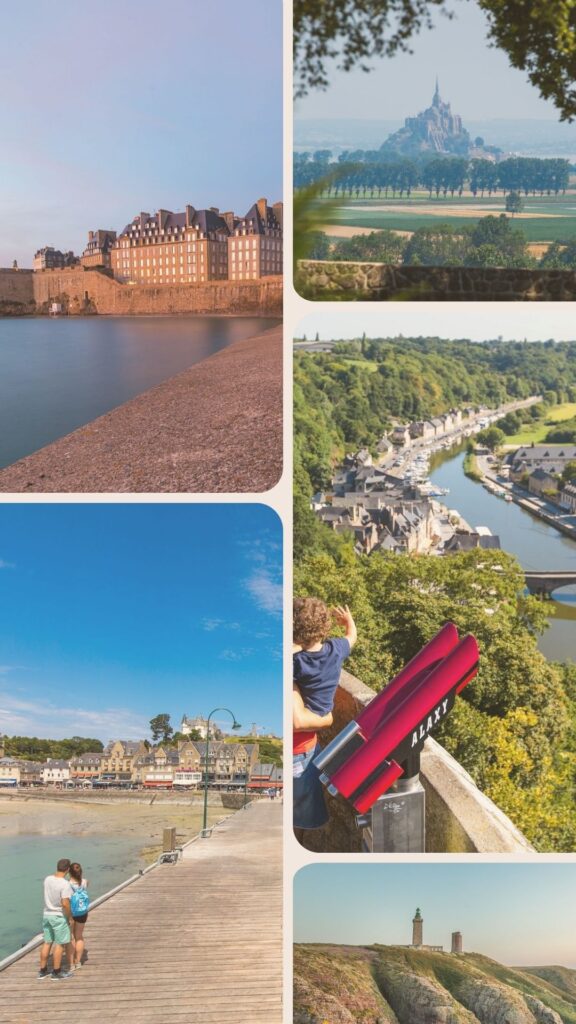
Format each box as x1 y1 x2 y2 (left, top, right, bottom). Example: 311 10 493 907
503 402 576 445
316 193 576 243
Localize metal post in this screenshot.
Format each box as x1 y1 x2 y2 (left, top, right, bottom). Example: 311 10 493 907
359 773 425 853
201 707 241 837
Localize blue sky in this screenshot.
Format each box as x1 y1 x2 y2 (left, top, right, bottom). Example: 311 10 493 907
0 0 282 266
296 307 576 344
0 503 282 742
294 863 576 967
296 1 561 122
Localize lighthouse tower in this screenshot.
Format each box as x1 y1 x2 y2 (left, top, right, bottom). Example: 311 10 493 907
412 907 423 947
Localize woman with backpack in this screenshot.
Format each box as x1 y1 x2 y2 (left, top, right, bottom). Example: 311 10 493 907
68 862 90 970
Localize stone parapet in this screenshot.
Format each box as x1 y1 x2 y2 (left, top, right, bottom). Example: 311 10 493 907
296 260 576 302
299 668 534 853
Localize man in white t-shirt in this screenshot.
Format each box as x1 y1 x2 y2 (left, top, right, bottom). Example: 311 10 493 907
38 858 74 981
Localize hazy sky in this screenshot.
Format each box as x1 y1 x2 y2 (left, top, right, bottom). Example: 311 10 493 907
0 504 282 741
295 306 576 344
296 1 562 123
294 863 576 967
0 0 282 266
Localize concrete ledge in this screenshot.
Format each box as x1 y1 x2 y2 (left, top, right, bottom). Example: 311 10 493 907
296 260 576 302
300 668 533 853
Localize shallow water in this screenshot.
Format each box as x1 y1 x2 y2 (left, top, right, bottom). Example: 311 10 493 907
0 799 226 959
0 316 278 467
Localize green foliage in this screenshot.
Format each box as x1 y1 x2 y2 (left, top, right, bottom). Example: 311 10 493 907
3 736 104 761
294 0 576 120
293 337 576 850
505 190 524 215
476 426 505 450
149 713 173 744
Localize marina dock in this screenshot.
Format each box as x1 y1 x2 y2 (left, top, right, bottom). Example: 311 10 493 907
0 800 282 1024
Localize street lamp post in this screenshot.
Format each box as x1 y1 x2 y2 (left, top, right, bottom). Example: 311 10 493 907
202 708 241 837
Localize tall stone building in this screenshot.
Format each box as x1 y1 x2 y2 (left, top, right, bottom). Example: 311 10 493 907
81 230 117 269
109 199 283 285
451 932 463 954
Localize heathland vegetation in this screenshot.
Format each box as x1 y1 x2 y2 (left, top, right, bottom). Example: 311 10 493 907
294 944 576 1024
294 337 576 850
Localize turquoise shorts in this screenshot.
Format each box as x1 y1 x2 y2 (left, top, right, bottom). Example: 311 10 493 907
42 914 71 945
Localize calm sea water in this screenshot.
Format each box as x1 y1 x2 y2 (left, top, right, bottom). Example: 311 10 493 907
429 447 576 663
0 833 146 960
0 316 278 468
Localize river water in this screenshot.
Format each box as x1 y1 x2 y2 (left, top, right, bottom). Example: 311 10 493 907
0 316 278 468
429 445 576 662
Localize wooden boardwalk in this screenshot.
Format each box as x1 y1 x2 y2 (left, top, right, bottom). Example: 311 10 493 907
0 801 282 1024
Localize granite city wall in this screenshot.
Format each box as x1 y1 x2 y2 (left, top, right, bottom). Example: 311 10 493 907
30 268 283 315
297 260 576 301
0 268 35 314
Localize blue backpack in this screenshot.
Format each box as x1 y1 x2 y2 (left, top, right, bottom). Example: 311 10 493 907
70 885 90 916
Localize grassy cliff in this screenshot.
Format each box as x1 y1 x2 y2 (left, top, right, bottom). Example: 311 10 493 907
294 944 576 1024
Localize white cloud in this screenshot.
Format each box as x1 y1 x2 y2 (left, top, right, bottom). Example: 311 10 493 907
218 648 255 662
202 618 224 631
245 568 283 616
0 692 149 742
0 559 15 569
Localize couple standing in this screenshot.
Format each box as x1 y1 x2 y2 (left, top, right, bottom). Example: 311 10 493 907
38 858 89 980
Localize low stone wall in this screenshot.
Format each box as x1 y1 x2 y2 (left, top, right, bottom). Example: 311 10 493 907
31 267 282 316
296 260 576 301
0 268 35 314
299 669 534 853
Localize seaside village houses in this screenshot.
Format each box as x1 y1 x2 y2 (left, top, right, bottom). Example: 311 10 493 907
33 199 283 284
0 733 282 794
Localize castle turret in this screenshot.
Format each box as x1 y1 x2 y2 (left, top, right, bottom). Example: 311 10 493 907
433 76 441 106
412 907 423 947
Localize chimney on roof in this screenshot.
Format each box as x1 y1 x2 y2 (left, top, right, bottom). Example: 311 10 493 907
272 201 283 227
139 212 150 231
88 231 94 242
185 205 196 228
257 198 268 220
209 206 220 215
158 209 170 230
221 211 235 232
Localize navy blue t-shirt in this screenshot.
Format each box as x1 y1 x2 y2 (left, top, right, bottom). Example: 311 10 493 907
293 637 351 715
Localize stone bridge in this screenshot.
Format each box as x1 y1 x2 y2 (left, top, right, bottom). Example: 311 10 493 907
524 571 576 596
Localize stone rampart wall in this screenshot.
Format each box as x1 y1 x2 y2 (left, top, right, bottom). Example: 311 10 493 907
297 260 576 301
24 268 282 316
0 268 35 313
299 669 534 854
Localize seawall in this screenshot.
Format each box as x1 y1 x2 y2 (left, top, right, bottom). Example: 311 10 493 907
0 268 35 314
0 323 282 492
296 260 576 301
0 267 283 316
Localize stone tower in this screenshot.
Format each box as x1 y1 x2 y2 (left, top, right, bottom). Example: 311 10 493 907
451 931 463 953
412 907 423 947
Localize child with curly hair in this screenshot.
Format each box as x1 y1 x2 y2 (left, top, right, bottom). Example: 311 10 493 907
293 597 357 835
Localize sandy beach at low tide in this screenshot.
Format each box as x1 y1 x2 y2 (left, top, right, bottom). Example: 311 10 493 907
0 797 228 853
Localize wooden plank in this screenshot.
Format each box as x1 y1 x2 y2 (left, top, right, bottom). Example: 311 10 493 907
0 801 282 1024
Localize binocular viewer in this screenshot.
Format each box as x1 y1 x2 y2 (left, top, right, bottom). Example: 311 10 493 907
314 622 479 816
